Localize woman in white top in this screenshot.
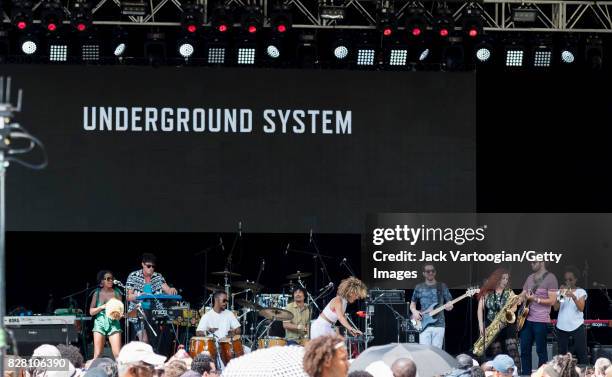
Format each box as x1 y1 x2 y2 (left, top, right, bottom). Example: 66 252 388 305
310 277 367 339
553 266 588 365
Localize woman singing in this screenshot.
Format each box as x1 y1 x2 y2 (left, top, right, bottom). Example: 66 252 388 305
90 270 123 358
310 277 367 340
553 266 588 365
477 268 516 356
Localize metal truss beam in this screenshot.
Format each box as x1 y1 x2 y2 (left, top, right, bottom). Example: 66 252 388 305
3 0 612 33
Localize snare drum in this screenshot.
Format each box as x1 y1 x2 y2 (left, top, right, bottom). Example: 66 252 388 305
219 335 244 365
189 336 217 359
257 337 287 349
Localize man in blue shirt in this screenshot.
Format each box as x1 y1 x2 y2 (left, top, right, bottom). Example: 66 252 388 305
410 263 453 348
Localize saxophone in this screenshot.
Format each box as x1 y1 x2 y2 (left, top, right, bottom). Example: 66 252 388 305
472 291 521 357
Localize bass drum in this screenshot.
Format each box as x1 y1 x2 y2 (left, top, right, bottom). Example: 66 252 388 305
189 336 217 359
219 335 244 365
257 337 287 349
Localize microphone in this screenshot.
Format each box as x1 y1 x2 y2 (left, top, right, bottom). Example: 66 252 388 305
285 243 290 256
340 258 347 266
113 280 125 287
319 282 334 293
219 236 225 251
593 281 607 288
261 259 265 271
309 229 313 244
238 221 242 237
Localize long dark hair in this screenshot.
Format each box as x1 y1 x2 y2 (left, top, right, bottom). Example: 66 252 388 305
96 270 113 287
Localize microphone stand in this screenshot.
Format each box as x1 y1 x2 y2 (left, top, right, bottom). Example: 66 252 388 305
112 280 131 344
340 258 356 277
195 237 224 299
309 230 333 295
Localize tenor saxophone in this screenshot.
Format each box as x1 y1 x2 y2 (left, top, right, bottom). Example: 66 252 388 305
473 291 521 357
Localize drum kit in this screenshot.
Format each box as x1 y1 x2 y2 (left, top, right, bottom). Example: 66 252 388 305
187 269 316 366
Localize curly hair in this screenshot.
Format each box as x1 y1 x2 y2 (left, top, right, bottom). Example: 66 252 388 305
56 344 85 368
337 277 367 300
303 334 345 377
548 353 580 377
191 353 214 375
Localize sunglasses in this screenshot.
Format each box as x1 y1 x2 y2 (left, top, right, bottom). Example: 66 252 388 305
104 277 114 281
144 264 155 269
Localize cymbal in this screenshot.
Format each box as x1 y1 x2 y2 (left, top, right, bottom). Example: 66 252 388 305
211 270 242 277
286 271 311 280
259 307 294 321
235 299 263 311
232 281 263 292
204 284 225 292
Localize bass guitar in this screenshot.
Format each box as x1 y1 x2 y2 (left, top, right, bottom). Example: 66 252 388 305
411 287 480 333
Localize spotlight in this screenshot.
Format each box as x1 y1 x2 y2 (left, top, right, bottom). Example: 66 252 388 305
181 2 203 34
48 39 68 62
377 4 397 37
357 49 375 66
12 0 33 30
178 38 195 59
559 36 578 65
71 0 92 32
561 49 575 64
237 47 256 65
211 6 232 33
406 6 427 39
242 6 262 35
474 41 493 63
270 6 292 34
266 45 280 59
505 46 524 67
41 0 65 32
112 28 128 57
81 42 100 61
388 49 408 66
19 36 38 55
434 9 454 39
585 36 603 70
419 48 430 62
208 47 225 64
533 46 552 67
334 44 349 60
463 7 483 38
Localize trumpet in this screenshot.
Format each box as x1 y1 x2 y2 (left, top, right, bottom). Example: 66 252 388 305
557 288 570 303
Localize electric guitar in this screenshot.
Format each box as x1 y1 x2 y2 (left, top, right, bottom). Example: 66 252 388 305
411 287 480 333
515 291 531 331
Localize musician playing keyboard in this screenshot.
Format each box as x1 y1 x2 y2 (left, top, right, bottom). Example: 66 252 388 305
126 253 178 343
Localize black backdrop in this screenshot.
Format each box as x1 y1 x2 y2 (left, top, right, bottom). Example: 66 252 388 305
6 68 612 356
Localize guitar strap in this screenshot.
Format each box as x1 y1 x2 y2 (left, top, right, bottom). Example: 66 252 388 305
436 282 444 308
532 271 549 292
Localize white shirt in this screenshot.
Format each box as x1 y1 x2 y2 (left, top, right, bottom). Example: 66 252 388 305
556 288 587 332
196 309 240 339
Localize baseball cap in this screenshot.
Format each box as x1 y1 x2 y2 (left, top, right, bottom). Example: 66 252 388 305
490 355 515 374
32 345 62 358
117 342 167 367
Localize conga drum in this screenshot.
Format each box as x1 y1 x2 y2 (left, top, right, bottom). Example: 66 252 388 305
257 337 287 349
189 336 217 359
219 335 244 364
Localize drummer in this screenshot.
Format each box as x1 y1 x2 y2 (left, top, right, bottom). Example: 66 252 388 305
283 287 311 345
196 290 241 339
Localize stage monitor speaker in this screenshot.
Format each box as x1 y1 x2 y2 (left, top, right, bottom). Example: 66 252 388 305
370 303 412 346
6 324 79 356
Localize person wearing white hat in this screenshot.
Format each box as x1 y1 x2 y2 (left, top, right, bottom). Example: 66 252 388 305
116 341 167 376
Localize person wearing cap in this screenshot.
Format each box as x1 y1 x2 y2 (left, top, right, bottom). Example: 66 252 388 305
126 253 178 344
117 341 167 377
490 355 516 377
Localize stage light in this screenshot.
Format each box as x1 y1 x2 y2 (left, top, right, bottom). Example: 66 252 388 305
334 45 349 60
41 0 64 33
476 47 491 62
241 6 262 35
20 38 37 55
12 0 33 31
389 49 408 66
114 43 126 57
49 42 68 62
266 45 280 59
357 49 375 66
81 43 100 61
377 4 397 38
505 48 524 67
144 32 166 66
208 47 225 64
112 28 128 57
585 36 603 70
463 7 483 39
533 47 552 67
419 48 430 62
237 47 256 65
181 2 203 34
561 49 575 64
211 6 232 33
178 40 195 59
71 0 92 32
434 9 454 39
271 6 292 34
406 6 427 39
